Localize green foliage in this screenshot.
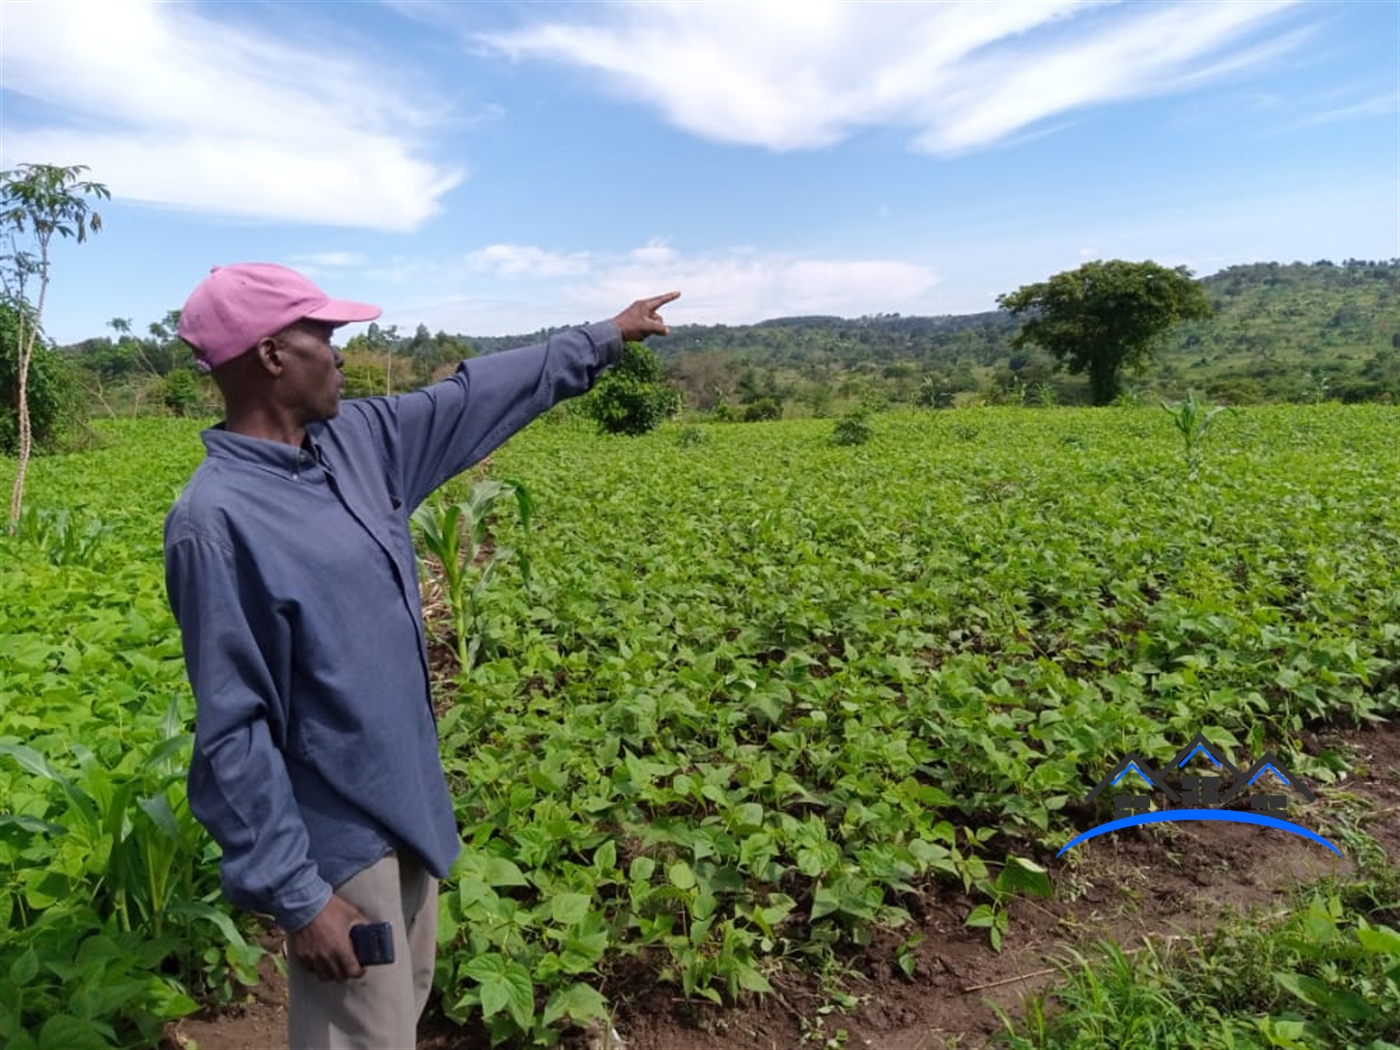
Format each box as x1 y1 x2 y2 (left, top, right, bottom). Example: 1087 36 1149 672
742 397 783 422
411 479 534 673
583 341 682 436
9 505 108 565
159 370 202 418
998 872 1400 1049
830 410 873 446
2 163 109 524
999 259 1214 405
4 409 1399 1046
0 429 274 1047
1 302 82 455
1161 390 1228 475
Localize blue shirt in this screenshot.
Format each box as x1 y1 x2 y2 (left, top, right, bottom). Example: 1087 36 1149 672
164 322 620 931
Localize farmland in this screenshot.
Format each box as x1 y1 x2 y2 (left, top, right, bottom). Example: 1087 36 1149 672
2 404 1398 1048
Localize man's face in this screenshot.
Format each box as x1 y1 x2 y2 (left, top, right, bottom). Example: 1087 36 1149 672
273 319 344 422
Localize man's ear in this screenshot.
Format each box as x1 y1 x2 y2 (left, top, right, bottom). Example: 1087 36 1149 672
253 337 285 377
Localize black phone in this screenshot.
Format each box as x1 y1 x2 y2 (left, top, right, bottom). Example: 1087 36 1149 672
350 921 395 966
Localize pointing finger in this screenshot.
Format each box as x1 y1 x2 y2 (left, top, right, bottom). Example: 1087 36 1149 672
644 290 681 310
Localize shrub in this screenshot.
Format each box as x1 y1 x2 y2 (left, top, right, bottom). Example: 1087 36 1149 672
741 397 782 422
831 409 874 446
1 302 83 454
583 342 682 436
161 369 203 417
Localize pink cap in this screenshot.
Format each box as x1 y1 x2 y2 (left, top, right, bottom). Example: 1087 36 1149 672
177 263 382 371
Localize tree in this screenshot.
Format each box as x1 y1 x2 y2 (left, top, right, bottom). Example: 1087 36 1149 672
1 163 109 524
582 340 681 435
998 260 1211 405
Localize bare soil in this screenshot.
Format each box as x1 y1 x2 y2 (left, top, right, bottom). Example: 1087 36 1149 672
163 721 1399 1050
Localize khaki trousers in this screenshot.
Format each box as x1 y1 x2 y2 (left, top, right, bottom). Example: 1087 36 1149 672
287 851 438 1050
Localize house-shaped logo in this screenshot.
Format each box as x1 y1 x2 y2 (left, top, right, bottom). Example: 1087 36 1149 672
1059 732 1338 857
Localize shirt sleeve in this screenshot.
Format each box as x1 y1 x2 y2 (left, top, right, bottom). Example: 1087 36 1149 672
353 320 622 510
165 533 332 932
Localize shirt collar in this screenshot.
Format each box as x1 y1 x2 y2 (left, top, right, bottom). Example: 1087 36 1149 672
202 424 324 479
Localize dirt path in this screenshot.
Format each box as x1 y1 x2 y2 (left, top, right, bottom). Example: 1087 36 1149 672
164 723 1399 1050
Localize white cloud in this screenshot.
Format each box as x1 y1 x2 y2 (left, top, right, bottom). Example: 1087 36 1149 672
358 241 939 334
466 244 593 278
0 2 463 230
1288 91 1399 130
476 0 1305 154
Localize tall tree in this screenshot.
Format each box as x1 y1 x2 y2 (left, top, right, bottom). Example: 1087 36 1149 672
1 163 110 524
998 260 1212 405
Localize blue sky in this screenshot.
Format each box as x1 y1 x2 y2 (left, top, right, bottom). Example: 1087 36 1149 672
2 0 1397 346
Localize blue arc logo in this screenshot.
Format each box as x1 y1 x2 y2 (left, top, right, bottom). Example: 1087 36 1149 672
1057 809 1343 858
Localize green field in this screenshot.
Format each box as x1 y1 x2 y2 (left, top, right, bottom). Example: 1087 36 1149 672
2 404 1398 1048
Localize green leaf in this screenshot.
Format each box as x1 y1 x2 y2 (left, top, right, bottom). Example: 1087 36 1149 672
550 892 592 927
38 1014 116 1050
965 904 997 929
0 814 65 836
733 802 763 830
995 855 1053 899
668 861 696 890
542 982 609 1028
484 856 529 888
810 885 839 921
594 839 617 872
473 962 535 1031
165 899 251 951
10 948 38 985
464 952 534 1029
737 966 773 994
1273 970 1328 1007
1357 924 1400 957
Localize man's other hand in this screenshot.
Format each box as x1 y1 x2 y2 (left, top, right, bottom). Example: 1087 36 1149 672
289 893 370 982
614 291 680 343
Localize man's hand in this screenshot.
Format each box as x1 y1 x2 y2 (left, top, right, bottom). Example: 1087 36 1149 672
288 893 370 982
613 291 680 343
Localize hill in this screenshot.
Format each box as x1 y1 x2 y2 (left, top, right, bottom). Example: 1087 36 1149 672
49 259 1400 417
462 260 1400 409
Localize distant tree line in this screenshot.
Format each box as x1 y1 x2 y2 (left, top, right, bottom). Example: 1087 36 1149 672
7 257 1396 457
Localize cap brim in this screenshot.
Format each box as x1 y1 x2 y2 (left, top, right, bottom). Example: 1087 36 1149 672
305 297 382 326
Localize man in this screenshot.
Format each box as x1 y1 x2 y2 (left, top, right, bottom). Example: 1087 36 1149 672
163 262 678 1049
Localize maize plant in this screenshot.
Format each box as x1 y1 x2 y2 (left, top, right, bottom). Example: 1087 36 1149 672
1162 390 1227 475
411 478 533 673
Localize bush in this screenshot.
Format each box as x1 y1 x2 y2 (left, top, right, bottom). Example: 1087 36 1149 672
1 301 84 454
161 369 204 417
741 397 782 422
583 342 682 436
831 410 874 446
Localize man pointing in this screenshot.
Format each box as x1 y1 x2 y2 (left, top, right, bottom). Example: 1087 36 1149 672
163 262 677 1048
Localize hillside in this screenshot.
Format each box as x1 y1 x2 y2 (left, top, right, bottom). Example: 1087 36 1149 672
460 260 1400 408
48 259 1400 417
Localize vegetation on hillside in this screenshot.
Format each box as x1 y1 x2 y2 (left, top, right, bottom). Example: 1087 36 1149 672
22 259 1397 438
